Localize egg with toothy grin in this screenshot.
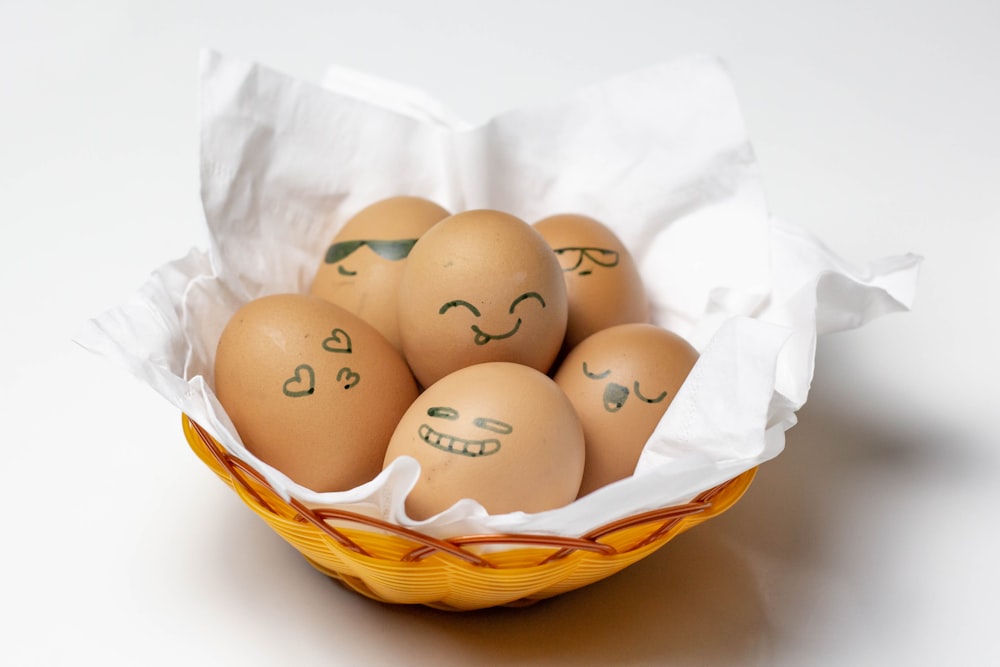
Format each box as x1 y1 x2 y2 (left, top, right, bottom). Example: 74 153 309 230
417 414 507 458
383 362 585 520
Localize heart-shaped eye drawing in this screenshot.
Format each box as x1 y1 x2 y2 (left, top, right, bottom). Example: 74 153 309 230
282 364 316 397
322 328 353 354
336 367 361 390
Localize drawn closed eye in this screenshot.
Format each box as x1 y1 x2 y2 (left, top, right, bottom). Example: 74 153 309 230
439 300 481 317
508 291 546 314
634 382 667 404
582 362 611 380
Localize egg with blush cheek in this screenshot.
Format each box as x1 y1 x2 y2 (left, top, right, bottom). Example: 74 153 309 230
214 293 419 492
310 196 450 351
397 209 568 388
383 362 585 520
553 323 699 497
533 213 649 350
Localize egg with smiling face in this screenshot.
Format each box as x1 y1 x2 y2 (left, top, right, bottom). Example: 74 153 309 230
383 362 585 519
553 323 699 497
397 209 568 387
310 196 451 351
213 293 419 492
533 213 649 350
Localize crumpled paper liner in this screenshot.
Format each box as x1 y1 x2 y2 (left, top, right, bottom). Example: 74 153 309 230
75 50 921 539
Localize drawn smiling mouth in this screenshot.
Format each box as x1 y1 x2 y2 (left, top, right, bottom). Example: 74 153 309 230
470 318 522 346
418 424 502 457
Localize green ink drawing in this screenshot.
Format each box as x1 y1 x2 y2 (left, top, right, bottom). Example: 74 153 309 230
602 382 630 412
325 238 419 264
553 247 620 276
473 417 513 434
417 423 502 457
471 320 521 345
427 406 460 420
322 328 353 354
336 367 360 389
634 382 667 404
438 300 481 316
582 362 611 379
283 364 316 398
416 408 509 457
508 291 546 313
439 292 546 346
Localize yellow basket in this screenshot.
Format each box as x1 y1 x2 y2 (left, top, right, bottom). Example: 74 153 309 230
183 414 757 611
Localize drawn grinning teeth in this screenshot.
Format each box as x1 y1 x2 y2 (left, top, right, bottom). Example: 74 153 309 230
417 423 502 457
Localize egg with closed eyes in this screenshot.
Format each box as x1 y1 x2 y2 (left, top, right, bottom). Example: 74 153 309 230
397 209 568 387
553 323 699 496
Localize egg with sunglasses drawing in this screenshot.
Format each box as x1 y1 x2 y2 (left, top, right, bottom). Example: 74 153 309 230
553 323 699 497
383 362 585 520
397 209 568 388
534 213 649 350
310 196 451 351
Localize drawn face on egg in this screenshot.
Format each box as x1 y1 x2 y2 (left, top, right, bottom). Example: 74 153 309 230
382 361 585 520
398 210 568 387
323 238 419 277
553 246 620 276
417 406 513 458
553 323 700 496
310 196 451 351
437 291 547 346
580 361 668 413
533 214 650 350
214 294 419 493
278 327 360 399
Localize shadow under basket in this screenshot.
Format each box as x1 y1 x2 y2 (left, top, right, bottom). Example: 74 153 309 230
183 414 757 611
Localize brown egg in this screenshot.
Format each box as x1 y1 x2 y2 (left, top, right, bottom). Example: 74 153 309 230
397 209 568 387
310 196 450 351
214 293 419 492
553 323 699 496
383 362 585 519
533 213 649 350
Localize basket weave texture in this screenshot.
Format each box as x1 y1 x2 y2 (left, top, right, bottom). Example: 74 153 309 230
183 414 756 611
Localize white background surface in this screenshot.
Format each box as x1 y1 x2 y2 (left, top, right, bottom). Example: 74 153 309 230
2 1 997 665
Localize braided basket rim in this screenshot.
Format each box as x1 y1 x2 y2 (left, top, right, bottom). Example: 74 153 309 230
183 415 756 567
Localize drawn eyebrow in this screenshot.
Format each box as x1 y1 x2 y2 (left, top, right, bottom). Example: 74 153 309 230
439 300 481 317
634 382 667 404
582 362 611 379
508 291 546 314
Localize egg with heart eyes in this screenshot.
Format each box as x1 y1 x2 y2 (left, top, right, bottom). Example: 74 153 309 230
553 323 699 497
383 362 585 520
214 293 419 492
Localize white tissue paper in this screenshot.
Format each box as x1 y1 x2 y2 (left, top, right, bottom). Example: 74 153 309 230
75 50 921 539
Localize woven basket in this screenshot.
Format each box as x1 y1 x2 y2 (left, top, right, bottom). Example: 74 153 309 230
183 414 756 611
